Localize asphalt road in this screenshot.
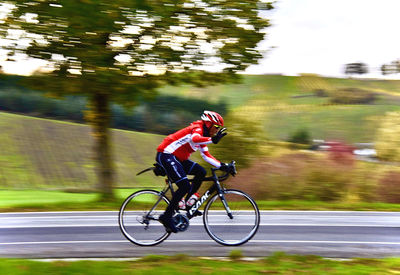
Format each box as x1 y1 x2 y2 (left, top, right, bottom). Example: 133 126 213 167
1 211 400 259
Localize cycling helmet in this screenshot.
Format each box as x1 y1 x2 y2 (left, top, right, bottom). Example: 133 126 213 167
201 110 224 127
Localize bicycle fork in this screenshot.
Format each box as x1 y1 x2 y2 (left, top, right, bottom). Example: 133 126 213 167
213 179 234 220
218 190 233 219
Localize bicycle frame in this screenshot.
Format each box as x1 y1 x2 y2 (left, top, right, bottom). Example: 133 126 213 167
156 167 233 220
119 160 260 246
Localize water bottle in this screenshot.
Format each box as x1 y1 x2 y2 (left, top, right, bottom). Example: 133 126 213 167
186 193 200 208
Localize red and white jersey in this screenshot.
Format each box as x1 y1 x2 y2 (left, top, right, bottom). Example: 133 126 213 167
157 120 221 168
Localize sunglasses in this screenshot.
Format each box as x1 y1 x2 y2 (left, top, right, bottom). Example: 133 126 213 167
213 124 222 129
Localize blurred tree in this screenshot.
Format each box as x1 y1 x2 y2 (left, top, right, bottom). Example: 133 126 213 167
381 60 400 75
344 62 368 76
375 111 400 162
1 0 273 200
288 128 311 145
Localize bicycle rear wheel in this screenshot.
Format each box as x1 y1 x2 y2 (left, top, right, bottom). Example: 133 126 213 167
119 189 170 246
203 189 260 246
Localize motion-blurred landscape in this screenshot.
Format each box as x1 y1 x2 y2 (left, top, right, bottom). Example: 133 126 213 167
2 1 400 271
1 73 400 206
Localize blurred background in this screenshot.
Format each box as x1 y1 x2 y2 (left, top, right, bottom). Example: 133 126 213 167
1 0 400 206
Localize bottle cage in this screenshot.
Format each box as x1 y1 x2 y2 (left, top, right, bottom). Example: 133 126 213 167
136 163 167 177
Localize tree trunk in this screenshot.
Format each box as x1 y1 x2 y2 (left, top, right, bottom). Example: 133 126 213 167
90 93 115 201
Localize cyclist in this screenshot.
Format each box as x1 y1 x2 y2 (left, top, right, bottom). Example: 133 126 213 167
156 110 229 233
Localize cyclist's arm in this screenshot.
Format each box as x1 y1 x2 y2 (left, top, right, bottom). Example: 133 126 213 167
199 145 221 168
191 130 212 145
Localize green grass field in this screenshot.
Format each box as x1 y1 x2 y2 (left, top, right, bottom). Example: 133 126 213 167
264 104 400 142
2 189 400 212
0 189 144 212
1 253 400 274
0 112 163 190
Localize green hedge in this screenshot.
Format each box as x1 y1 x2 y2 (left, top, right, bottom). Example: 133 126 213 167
0 88 227 134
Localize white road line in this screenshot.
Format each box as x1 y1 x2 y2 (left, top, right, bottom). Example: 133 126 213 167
0 216 118 219
0 214 257 219
2 240 400 245
1 223 399 229
2 214 400 219
1 210 400 214
0 224 120 228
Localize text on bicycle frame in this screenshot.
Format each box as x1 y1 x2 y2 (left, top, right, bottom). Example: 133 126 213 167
188 190 210 216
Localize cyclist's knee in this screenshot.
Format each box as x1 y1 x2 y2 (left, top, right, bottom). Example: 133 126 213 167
194 165 206 179
176 178 191 193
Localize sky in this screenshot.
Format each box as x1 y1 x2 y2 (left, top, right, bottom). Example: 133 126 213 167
1 0 400 79
246 0 400 79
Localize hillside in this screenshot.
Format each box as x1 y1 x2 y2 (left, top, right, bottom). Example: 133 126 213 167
2 74 400 143
0 112 164 190
160 74 400 142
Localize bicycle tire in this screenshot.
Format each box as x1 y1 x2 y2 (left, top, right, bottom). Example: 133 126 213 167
203 189 260 246
119 189 171 246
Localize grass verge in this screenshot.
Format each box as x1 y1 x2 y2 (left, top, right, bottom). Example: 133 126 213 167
1 253 400 274
1 190 400 212
0 189 138 212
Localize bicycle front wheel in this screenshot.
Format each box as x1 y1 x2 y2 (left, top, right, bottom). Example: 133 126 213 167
203 189 260 246
119 189 170 246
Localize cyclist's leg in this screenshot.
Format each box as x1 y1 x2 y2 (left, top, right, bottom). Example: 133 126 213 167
165 177 190 217
156 153 190 230
182 160 206 200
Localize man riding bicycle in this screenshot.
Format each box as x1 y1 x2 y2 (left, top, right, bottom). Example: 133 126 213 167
156 110 229 233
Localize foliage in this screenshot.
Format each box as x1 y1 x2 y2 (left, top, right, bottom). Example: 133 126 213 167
131 95 227 134
228 250 243 261
288 128 311 145
230 153 353 202
377 171 400 203
329 87 376 104
0 89 87 120
0 88 226 134
3 0 272 99
381 60 400 75
314 89 329 97
344 62 368 75
302 163 350 201
212 112 266 168
375 111 400 162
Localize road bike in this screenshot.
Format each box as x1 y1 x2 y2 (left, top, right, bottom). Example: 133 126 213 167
118 161 260 246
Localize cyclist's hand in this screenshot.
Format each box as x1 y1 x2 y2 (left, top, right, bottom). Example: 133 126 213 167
211 127 227 144
220 161 237 176
219 162 230 172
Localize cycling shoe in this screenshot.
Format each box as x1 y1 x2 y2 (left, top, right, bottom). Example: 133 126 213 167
159 214 178 233
192 210 202 217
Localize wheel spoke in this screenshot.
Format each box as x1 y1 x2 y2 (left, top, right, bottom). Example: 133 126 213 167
203 189 260 246
119 190 170 246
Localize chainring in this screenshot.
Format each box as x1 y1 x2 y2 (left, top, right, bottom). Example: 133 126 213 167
173 213 190 232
